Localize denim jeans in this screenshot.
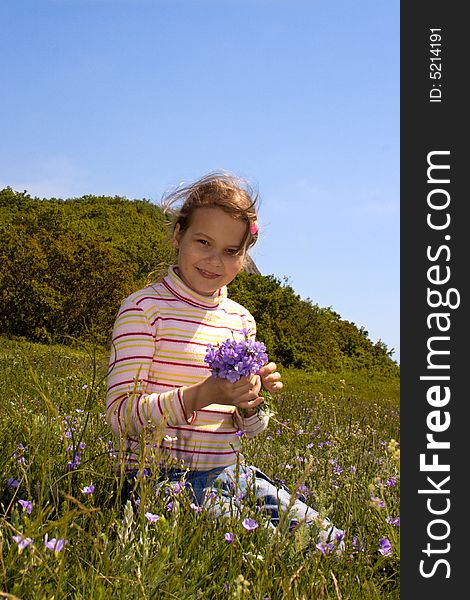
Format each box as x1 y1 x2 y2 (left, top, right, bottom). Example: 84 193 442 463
124 462 344 550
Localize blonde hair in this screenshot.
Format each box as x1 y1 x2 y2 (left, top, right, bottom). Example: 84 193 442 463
160 171 259 251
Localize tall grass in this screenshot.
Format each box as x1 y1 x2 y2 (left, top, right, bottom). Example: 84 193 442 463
0 337 400 599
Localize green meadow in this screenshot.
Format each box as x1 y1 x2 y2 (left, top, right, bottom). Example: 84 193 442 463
1 337 399 599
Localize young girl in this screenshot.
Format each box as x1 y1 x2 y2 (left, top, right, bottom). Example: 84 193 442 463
106 171 344 548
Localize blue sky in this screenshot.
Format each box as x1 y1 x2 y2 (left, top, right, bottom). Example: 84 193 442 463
1 0 400 362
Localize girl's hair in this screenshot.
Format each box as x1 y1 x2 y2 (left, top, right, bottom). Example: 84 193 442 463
160 171 259 251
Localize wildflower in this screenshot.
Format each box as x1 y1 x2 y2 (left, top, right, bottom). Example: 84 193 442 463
67 454 81 470
378 537 392 556
352 536 365 552
7 477 20 489
242 518 258 531
235 430 245 437
18 499 33 514
163 434 177 443
82 384 88 390
316 541 333 554
370 496 385 509
386 516 400 527
204 336 268 383
145 512 161 523
224 532 234 543
12 534 33 551
44 534 68 553
335 531 345 544
170 482 185 495
81 485 95 495
190 502 203 513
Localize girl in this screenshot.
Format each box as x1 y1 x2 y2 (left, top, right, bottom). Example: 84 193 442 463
106 171 344 548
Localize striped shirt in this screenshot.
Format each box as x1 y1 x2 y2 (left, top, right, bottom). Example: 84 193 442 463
106 265 269 471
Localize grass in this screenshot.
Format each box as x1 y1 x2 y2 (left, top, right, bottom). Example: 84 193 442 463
0 336 400 599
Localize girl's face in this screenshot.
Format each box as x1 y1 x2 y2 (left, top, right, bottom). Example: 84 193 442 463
172 207 247 296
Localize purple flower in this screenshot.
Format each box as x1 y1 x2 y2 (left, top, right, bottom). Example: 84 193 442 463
44 534 67 553
316 541 334 554
224 532 234 543
81 485 95 495
7 477 20 489
145 512 161 523
18 499 33 514
170 482 185 495
190 502 203 513
67 453 81 470
370 496 385 508
242 518 258 531
13 534 34 551
335 531 345 544
204 338 268 382
235 430 245 437
378 537 392 556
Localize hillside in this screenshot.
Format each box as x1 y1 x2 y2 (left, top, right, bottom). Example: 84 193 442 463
0 187 399 376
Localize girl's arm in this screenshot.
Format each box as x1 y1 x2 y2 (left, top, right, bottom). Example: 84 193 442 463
106 296 195 437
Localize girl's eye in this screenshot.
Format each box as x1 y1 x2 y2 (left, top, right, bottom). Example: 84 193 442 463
197 239 209 246
225 248 239 255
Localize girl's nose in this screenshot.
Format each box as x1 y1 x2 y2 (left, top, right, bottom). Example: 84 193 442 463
207 249 223 266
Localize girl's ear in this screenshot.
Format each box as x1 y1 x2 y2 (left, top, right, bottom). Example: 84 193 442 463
171 224 181 249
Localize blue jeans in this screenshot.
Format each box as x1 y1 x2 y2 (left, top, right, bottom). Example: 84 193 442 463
124 463 344 550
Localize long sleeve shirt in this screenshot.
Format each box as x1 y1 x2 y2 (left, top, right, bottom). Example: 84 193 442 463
106 265 269 471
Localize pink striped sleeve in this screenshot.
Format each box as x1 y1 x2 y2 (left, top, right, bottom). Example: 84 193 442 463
106 297 194 436
233 409 269 438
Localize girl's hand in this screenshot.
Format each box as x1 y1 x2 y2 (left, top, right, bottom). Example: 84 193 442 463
216 374 263 411
258 362 283 393
184 373 263 413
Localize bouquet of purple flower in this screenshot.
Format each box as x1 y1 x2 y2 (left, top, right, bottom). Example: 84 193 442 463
204 330 275 417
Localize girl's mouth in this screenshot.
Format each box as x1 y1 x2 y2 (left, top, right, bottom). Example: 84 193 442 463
197 268 221 279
